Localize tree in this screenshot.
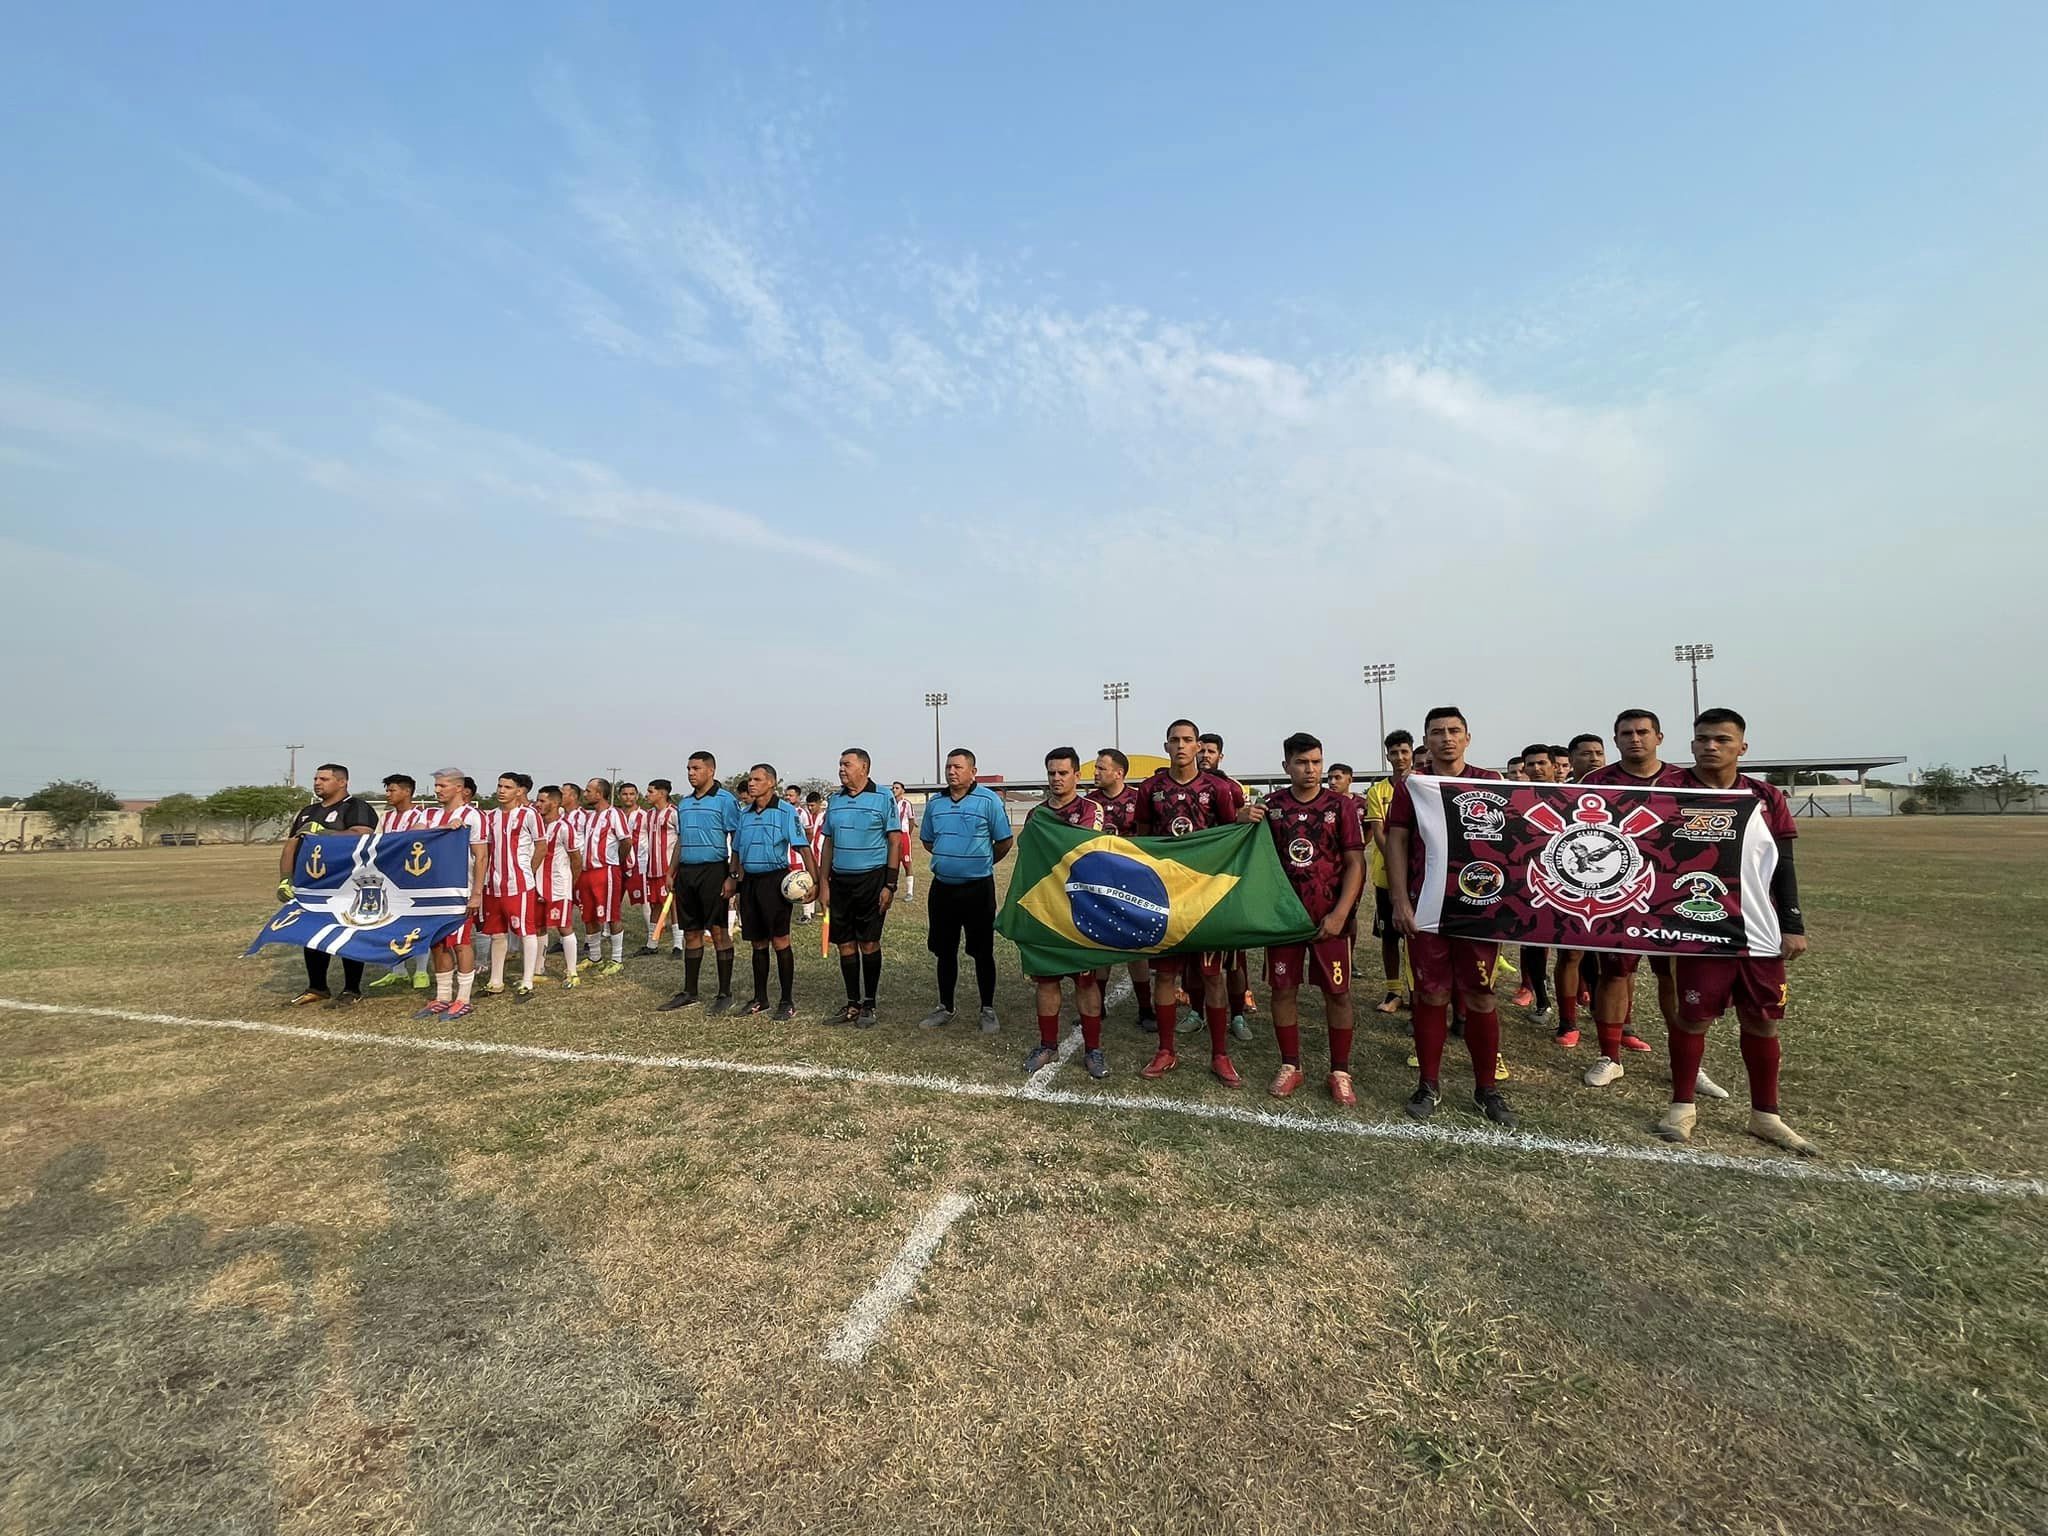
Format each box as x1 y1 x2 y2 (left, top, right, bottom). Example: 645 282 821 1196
1971 763 2038 813
0 796 18 809
202 785 310 844
724 770 752 797
144 793 209 836
22 779 120 845
1916 765 1968 814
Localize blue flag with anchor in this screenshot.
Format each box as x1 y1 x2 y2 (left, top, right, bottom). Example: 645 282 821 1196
246 828 473 965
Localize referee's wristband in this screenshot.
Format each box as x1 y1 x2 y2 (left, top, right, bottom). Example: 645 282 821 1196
883 877 899 891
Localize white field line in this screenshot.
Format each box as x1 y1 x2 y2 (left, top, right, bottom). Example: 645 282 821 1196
3 997 2043 1202
822 1189 974 1366
1020 1026 1084 1096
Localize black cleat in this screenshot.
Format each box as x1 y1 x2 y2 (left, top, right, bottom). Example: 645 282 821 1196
1135 1008 1158 1034
1405 1080 1442 1121
656 991 699 1013
1475 1089 1518 1130
634 945 659 958
855 1004 878 1029
708 994 733 1017
773 1001 798 1022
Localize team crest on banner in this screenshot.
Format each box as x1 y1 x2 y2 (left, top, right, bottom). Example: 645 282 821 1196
1401 777 1783 957
246 828 473 965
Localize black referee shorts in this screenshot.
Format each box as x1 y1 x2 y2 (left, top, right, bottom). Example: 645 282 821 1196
828 868 888 945
927 876 996 961
675 862 729 930
739 870 794 940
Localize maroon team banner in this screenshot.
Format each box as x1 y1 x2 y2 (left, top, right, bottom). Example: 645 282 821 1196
1405 776 1783 957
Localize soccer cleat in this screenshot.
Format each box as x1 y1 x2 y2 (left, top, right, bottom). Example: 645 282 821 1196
1084 1049 1109 1080
1405 1081 1441 1120
1747 1111 1819 1157
1529 1003 1553 1024
1376 992 1402 1016
1578 988 1592 1009
443 1001 474 1021
1495 1057 1512 1083
1211 1054 1242 1088
1174 1011 1199 1036
562 974 579 990
1656 1102 1699 1144
1554 1027 1580 1049
1584 1056 1625 1088
514 984 536 1005
1268 1064 1305 1099
1621 1032 1652 1053
287 990 330 1008
1475 1089 1517 1129
855 1005 878 1029
326 992 361 1011
918 1006 954 1030
1135 1007 1158 1034
485 982 505 996
1140 1049 1178 1080
1327 1070 1356 1107
828 1003 862 1026
708 994 733 1017
1511 985 1535 1009
1229 1013 1252 1041
369 971 406 990
1024 1044 1058 1074
412 1001 448 1020
656 991 698 1013
598 960 624 977
412 969 431 990
1694 1068 1731 1101
742 999 770 1015
978 1006 1001 1034
773 1001 798 1022
1406 1052 1420 1069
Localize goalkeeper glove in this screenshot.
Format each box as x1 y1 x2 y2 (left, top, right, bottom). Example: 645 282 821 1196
276 878 293 903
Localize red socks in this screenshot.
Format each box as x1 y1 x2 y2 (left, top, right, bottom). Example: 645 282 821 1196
1557 990 1579 1027
1597 1023 1624 1060
1037 1012 1060 1049
1739 1031 1781 1111
1413 1000 1449 1084
1330 1024 1353 1072
1464 1008 1500 1093
1275 1023 1301 1065
1080 1014 1102 1050
1206 1005 1230 1055
1155 999 1176 1041
1668 1027 1708 1103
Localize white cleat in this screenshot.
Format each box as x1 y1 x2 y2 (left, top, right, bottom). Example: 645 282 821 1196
1748 1111 1819 1157
1694 1067 1731 1101
1655 1102 1698 1145
1583 1055 1624 1088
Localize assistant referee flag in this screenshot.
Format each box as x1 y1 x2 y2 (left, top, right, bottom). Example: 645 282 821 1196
996 815 1314 978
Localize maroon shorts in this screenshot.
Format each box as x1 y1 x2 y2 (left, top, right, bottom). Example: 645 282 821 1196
434 913 476 953
1154 952 1225 978
1675 955 1787 1023
1028 969 1102 987
1265 936 1352 996
1407 932 1499 1000
480 891 538 937
1597 952 1673 980
576 867 623 928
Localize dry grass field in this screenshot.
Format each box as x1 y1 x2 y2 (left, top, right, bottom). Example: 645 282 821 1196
2 819 2044 1535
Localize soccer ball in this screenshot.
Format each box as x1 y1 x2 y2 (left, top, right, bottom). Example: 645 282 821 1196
781 869 816 902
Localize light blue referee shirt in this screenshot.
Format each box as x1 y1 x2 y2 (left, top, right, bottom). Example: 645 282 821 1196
823 783 897 873
921 784 1014 884
735 799 809 874
676 784 741 866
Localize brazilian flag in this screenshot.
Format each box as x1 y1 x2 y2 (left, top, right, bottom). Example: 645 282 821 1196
996 816 1316 976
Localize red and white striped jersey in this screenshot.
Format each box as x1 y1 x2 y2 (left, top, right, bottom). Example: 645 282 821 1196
483 805 543 896
639 804 677 876
616 807 647 873
412 804 486 845
378 805 433 832
573 805 630 869
537 813 575 906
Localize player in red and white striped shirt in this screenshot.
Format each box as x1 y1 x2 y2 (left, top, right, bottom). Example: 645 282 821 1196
891 781 918 901
481 773 545 1000
632 779 682 957
368 773 434 993
410 768 488 1021
533 784 582 987
575 776 634 973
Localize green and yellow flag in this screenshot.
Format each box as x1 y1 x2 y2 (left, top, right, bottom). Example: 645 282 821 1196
996 816 1316 976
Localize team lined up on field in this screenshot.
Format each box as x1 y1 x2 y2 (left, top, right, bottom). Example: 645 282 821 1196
274 702 1812 1159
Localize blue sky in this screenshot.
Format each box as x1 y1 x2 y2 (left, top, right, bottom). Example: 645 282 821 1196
3 3 2043 795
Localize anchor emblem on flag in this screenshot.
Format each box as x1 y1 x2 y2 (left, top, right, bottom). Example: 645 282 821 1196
403 841 432 877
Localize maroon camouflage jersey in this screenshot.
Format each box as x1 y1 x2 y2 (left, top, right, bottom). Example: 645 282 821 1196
1580 761 1689 789
1265 787 1366 923
1032 795 1109 833
1087 783 1143 837
1386 765 1505 890
1132 768 1244 838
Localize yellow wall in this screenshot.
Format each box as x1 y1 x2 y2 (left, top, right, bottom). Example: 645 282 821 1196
1079 753 1166 783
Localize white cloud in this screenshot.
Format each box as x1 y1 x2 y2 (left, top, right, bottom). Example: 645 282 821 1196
172 149 302 215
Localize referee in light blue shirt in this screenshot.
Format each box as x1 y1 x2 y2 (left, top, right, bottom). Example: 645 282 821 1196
658 750 743 1015
919 747 1015 1033
818 747 903 1027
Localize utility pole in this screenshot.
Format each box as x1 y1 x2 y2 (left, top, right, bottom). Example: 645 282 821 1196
924 693 948 783
1102 681 1130 751
1361 664 1396 764
1674 643 1715 724
285 742 305 787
